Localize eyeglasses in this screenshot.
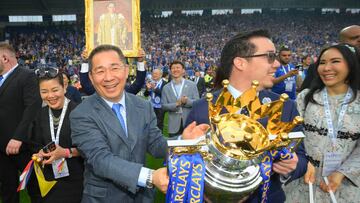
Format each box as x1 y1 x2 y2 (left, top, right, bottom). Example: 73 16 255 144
35 67 59 78
243 52 277 64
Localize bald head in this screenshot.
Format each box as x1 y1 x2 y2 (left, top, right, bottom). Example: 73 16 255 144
0 42 17 75
339 25 360 49
152 68 162 81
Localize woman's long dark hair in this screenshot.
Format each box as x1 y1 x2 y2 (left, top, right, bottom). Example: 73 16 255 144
304 43 360 107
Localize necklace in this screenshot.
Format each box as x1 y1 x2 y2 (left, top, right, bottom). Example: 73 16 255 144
51 112 60 127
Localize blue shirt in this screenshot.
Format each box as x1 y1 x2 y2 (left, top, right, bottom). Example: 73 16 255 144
272 63 297 100
0 64 18 87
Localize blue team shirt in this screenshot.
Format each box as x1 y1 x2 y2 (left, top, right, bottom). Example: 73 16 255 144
271 63 297 100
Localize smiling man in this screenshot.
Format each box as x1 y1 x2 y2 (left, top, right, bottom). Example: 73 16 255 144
161 60 199 137
186 30 307 203
70 45 208 203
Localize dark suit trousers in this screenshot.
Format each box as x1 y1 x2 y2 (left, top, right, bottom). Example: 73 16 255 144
154 108 164 131
0 150 41 203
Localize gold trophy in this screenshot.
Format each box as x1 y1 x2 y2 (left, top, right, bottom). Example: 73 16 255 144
168 80 304 203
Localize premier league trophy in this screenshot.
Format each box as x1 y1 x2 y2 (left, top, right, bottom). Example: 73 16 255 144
167 80 305 203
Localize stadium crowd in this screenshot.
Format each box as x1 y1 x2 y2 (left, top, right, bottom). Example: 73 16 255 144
1 10 360 203
4 12 360 80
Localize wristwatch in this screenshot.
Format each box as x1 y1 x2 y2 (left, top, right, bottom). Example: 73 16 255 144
146 170 154 188
68 148 73 158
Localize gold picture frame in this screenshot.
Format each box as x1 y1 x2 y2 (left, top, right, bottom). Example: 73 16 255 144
85 0 140 57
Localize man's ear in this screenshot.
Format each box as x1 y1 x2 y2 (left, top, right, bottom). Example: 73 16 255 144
1 54 7 63
233 57 248 71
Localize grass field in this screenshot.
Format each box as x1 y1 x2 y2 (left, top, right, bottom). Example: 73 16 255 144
1 113 169 203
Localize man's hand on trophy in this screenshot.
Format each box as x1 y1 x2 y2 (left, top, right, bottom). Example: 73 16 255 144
304 162 316 184
272 153 298 176
182 121 210 140
152 167 169 194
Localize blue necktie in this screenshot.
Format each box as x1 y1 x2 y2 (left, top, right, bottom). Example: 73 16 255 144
112 103 127 137
0 75 3 83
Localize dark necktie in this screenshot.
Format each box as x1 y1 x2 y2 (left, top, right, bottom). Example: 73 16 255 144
112 103 128 136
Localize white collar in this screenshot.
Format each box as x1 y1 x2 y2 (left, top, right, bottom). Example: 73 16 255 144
102 93 126 111
2 63 18 79
227 84 243 99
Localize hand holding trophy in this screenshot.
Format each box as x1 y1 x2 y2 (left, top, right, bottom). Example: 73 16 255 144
167 80 305 203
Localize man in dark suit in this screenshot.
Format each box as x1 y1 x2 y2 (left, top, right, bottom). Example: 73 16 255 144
193 69 206 97
79 49 146 96
0 42 42 203
186 30 307 203
144 68 167 130
70 45 208 203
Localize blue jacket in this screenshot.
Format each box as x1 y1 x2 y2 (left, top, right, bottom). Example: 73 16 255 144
186 89 308 203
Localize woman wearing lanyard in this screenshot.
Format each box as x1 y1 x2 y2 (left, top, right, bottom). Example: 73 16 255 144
31 67 83 203
284 44 360 203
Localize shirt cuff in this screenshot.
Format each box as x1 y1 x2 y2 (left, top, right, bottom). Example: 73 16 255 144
80 63 89 73
137 62 145 71
138 167 150 187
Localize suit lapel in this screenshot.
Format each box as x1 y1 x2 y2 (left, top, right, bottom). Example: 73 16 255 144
180 80 188 97
124 93 140 152
0 67 20 97
93 94 131 148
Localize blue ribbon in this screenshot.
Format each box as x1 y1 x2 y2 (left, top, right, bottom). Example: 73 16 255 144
166 153 205 203
259 147 293 203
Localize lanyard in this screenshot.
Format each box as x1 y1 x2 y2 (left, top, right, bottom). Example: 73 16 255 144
155 79 163 89
322 88 352 145
281 64 295 81
171 79 185 99
151 79 163 98
49 98 70 145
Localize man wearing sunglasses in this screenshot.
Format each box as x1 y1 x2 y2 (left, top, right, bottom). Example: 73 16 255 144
186 30 307 203
0 42 42 203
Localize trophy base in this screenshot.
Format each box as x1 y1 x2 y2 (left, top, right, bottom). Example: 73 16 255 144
204 186 254 203
203 160 263 203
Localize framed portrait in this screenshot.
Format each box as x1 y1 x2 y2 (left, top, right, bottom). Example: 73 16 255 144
85 0 140 57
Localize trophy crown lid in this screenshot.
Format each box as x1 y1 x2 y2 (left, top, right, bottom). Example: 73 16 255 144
280 93 289 102
206 93 213 102
206 80 304 160
222 80 229 87
251 80 259 88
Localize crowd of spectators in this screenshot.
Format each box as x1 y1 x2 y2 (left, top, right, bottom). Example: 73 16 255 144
3 11 360 88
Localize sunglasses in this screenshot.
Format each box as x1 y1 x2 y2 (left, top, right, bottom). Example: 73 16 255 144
35 67 59 78
243 52 277 64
